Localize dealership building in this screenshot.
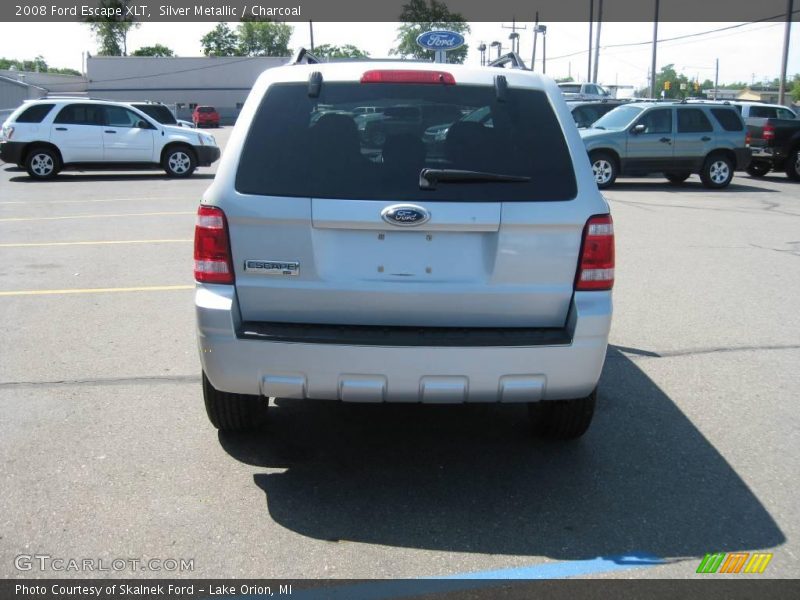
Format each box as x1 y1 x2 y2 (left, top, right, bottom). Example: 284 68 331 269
0 56 288 124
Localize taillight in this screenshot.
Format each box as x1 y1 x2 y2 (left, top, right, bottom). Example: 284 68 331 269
360 70 456 85
194 205 234 284
745 132 751 146
576 215 615 291
763 124 775 141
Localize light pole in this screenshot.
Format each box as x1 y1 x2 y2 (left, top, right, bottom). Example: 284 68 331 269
778 0 794 105
490 41 502 60
509 32 520 55
478 43 487 66
650 0 660 99
539 26 548 74
588 0 594 84
592 0 603 82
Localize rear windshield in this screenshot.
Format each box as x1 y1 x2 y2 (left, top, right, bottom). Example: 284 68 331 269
710 108 743 131
198 107 216 113
236 82 576 202
15 103 55 123
134 104 176 125
559 84 582 94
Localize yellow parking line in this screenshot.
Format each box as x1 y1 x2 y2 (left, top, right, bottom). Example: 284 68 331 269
0 239 192 248
0 211 193 223
0 285 194 297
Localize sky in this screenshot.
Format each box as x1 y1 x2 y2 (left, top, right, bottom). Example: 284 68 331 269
0 21 797 90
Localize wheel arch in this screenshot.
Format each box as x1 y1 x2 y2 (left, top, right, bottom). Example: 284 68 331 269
588 148 622 171
160 141 196 165
24 142 63 166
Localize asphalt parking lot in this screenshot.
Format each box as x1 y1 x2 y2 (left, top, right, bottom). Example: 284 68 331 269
1 127 798 580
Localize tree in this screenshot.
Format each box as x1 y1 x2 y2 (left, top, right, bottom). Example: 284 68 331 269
791 74 800 103
200 23 241 57
131 44 175 57
390 0 470 64
0 56 80 76
555 76 574 83
236 21 292 56
312 44 370 60
84 0 140 56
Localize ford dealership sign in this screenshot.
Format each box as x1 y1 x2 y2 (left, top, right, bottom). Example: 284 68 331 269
416 31 465 52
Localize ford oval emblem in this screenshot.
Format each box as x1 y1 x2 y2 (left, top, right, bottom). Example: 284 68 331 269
381 204 431 227
416 31 465 52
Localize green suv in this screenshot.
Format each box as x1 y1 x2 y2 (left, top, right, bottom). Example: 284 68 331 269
579 102 750 189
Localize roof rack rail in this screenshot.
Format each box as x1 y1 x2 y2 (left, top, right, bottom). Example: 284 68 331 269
488 52 529 70
289 48 321 65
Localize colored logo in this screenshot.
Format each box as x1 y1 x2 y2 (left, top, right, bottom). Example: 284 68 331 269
416 31 465 52
381 204 430 227
696 552 772 574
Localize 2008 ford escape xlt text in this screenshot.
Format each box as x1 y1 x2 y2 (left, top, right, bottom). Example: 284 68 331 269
194 54 614 440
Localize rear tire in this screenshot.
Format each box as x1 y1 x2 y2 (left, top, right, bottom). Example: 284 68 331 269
162 146 196 178
528 389 596 440
746 161 771 178
203 372 268 431
699 153 734 189
589 152 617 189
785 149 800 182
664 171 691 185
25 146 60 180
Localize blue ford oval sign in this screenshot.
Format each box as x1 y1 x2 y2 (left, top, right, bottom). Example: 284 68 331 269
381 204 431 227
416 31 465 52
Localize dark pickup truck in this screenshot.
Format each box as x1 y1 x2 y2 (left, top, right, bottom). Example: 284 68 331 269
746 117 800 181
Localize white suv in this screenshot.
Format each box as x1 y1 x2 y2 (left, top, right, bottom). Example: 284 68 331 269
195 56 614 440
0 98 219 179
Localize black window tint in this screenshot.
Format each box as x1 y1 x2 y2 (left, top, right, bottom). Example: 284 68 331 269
54 104 104 125
133 104 176 124
104 106 142 128
777 108 797 120
677 108 713 133
636 109 672 134
711 108 744 131
16 104 55 123
749 106 777 119
236 83 576 202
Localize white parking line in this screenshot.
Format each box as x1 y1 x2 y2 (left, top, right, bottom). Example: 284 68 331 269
0 198 183 205
0 211 194 223
0 285 194 297
0 239 192 248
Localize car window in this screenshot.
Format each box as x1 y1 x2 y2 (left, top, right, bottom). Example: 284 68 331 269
103 106 145 128
559 84 581 94
198 107 216 113
593 105 644 130
677 108 713 133
236 82 577 202
133 104 176 125
53 104 105 126
777 108 797 120
15 104 55 123
749 106 777 119
635 108 672 134
710 108 744 131
585 85 597 95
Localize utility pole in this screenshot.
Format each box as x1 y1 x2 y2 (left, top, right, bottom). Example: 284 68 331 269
531 11 540 71
502 18 526 54
587 0 594 83
714 58 719 101
650 0 659 99
309 21 314 51
542 27 547 74
778 0 794 105
592 0 603 82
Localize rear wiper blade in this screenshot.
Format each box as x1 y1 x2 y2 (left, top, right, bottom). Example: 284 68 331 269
419 168 531 190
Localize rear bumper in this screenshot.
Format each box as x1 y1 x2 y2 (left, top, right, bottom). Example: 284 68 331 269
193 145 220 167
195 284 612 403
0 141 25 164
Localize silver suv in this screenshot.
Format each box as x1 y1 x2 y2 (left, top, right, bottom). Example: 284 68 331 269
580 102 750 188
194 57 614 440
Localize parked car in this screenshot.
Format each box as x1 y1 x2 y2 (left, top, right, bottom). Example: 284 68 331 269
0 98 219 179
558 82 612 100
195 59 614 439
193 105 220 128
130 102 194 128
567 99 629 128
731 101 797 120
745 116 800 180
579 101 750 189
